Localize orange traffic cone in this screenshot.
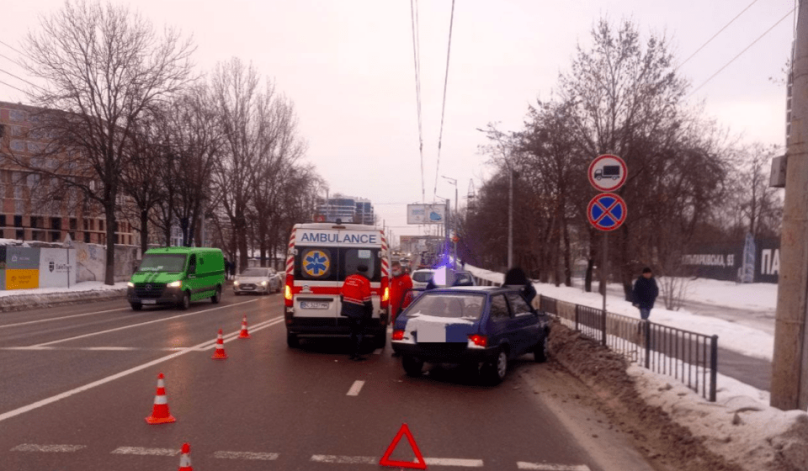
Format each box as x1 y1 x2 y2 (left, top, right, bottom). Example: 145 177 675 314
178 443 192 471
238 315 251 339
145 373 176 424
212 328 228 360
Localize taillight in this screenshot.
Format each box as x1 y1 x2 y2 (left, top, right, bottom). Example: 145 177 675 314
380 276 389 309
284 274 294 307
468 334 488 347
392 329 405 341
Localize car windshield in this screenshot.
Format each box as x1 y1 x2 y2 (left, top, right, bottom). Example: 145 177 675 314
241 268 268 277
139 254 187 273
405 293 485 320
412 271 434 282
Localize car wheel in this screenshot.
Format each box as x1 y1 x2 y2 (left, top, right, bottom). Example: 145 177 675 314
287 333 299 348
402 355 424 377
534 333 549 363
481 348 508 385
211 286 222 304
179 291 191 310
130 303 142 311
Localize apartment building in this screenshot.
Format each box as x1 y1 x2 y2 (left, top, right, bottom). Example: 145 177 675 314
0 101 135 245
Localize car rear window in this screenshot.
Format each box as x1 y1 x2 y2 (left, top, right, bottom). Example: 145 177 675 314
405 293 485 320
295 246 381 282
412 271 434 282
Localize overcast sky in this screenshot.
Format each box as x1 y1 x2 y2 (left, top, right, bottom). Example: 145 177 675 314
0 0 796 245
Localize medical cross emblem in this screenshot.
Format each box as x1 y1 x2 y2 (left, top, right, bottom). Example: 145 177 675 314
587 193 627 232
304 250 330 277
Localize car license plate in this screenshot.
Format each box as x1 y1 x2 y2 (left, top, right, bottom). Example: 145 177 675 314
300 301 329 310
142 300 157 305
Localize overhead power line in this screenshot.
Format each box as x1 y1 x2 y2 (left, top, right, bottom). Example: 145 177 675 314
677 0 761 70
0 38 26 59
689 8 794 97
433 0 456 199
0 67 43 91
410 0 426 204
0 78 27 95
0 51 25 70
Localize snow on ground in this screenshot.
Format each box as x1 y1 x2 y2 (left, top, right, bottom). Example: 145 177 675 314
465 265 775 360
630 364 808 471
0 281 127 298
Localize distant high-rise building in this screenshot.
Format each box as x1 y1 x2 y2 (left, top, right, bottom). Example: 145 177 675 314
315 194 375 225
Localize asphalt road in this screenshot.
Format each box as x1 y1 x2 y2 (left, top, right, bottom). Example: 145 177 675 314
0 291 653 471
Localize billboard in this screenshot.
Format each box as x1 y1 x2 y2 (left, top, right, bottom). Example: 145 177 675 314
407 204 446 225
39 248 77 288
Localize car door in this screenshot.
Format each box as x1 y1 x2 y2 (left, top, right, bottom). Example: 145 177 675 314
505 292 541 355
486 294 519 355
186 254 199 300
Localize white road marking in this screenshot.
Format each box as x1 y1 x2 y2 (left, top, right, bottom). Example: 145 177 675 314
311 455 377 464
373 348 383 355
213 451 279 460
346 380 365 396
195 318 283 350
0 346 54 351
0 315 283 424
516 463 591 471
33 299 259 347
11 444 86 453
0 307 128 330
111 446 180 456
425 458 485 467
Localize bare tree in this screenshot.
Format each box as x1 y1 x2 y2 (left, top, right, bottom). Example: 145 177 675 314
19 0 194 284
212 58 275 273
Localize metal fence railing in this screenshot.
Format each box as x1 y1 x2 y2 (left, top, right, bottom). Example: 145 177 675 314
468 273 718 402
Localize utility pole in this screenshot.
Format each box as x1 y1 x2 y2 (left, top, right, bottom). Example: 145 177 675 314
772 0 808 410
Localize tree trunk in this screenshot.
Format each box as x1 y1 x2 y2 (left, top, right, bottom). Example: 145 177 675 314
620 225 632 301
104 204 116 286
237 216 248 274
140 209 149 256
562 215 572 287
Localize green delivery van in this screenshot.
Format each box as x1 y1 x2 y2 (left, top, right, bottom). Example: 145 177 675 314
127 247 226 311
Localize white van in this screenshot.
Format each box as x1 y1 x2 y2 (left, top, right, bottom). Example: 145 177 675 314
283 223 390 349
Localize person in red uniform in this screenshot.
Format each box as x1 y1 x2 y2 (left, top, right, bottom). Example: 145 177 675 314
340 264 373 361
389 261 413 323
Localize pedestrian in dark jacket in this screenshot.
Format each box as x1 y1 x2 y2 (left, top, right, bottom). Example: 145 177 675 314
632 267 659 320
504 267 537 307
340 265 373 361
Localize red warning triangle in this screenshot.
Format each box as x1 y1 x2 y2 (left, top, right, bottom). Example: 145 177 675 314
379 423 427 469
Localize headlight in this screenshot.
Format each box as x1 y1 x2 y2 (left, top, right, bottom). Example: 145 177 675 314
261 281 268 286
127 282 134 288
234 280 240 285
167 280 182 288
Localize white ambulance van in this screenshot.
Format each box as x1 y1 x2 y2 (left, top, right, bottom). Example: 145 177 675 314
284 223 390 349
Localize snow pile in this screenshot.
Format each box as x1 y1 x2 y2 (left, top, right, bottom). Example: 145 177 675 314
0 281 128 298
630 364 808 471
679 278 777 311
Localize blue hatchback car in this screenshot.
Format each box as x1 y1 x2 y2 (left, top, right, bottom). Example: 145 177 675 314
391 286 550 385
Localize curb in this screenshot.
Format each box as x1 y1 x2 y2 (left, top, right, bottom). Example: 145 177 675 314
0 288 126 313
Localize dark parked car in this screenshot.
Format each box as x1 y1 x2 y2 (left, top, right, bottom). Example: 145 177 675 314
391 287 550 385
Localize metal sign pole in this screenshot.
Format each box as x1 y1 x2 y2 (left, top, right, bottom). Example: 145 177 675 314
602 232 607 346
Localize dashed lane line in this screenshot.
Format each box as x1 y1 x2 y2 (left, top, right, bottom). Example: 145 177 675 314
0 307 128 330
516 463 592 471
213 451 280 460
111 446 180 456
346 380 365 396
311 455 378 464
0 315 282 424
11 444 86 453
32 299 260 347
425 458 485 467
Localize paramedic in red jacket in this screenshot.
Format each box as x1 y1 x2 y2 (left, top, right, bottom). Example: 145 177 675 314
389 261 413 323
340 264 373 361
